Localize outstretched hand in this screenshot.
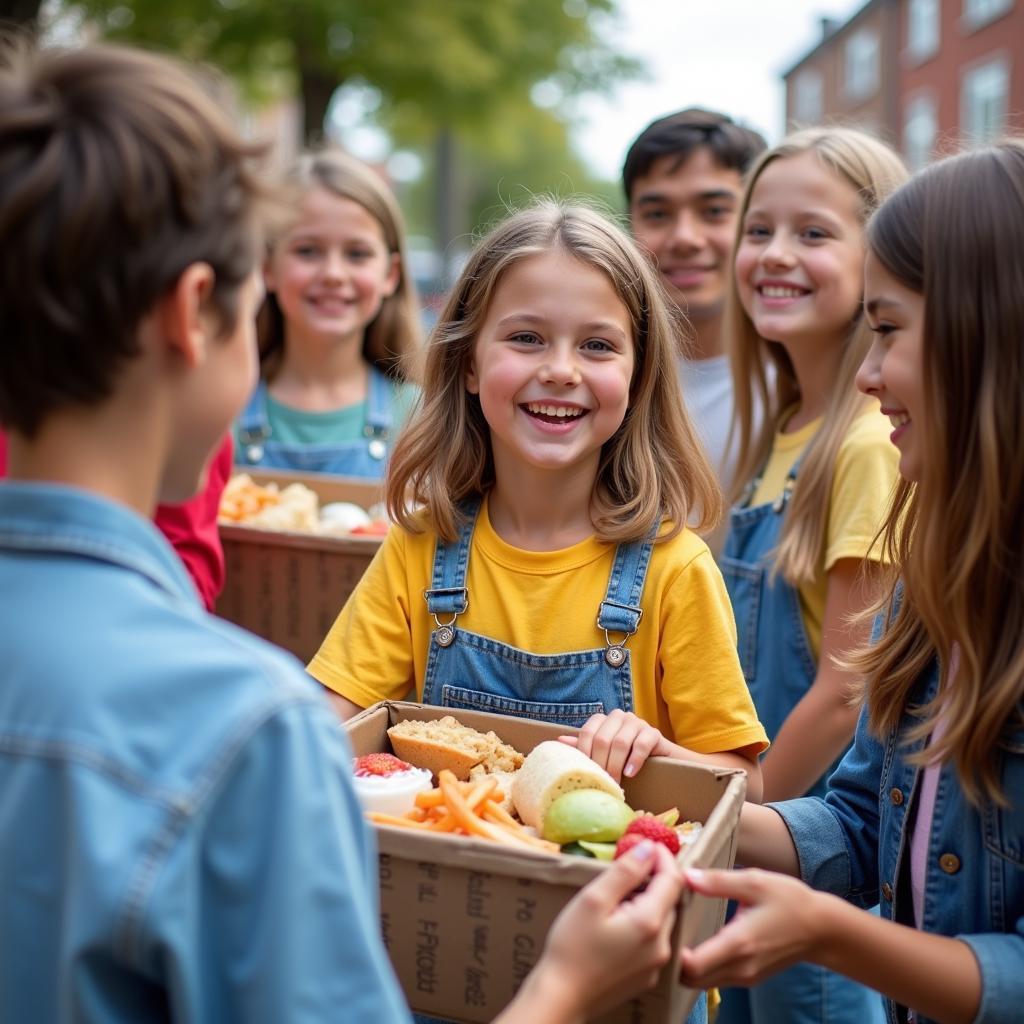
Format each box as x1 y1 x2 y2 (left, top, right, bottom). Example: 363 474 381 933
496 841 683 1024
678 867 828 990
560 709 675 782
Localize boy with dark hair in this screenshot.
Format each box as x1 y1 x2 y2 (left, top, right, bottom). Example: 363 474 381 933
0 41 681 1023
623 108 766 503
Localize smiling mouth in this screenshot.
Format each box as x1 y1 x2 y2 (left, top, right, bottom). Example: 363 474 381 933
522 402 588 424
757 284 809 299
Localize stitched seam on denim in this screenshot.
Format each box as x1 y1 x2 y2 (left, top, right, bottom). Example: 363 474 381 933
115 687 323 967
441 687 604 721
447 629 609 666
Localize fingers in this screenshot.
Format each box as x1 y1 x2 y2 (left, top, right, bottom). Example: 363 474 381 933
577 709 643 781
571 713 608 761
622 843 684 920
580 838 660 907
683 867 774 906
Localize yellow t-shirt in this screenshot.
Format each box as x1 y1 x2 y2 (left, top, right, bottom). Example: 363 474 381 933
309 500 769 756
750 403 899 659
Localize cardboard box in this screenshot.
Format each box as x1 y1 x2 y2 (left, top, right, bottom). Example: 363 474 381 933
215 469 384 662
346 701 747 1024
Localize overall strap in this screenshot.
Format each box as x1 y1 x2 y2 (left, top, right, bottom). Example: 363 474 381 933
366 368 393 432
423 497 480 617
739 437 814 511
597 524 658 637
236 381 271 463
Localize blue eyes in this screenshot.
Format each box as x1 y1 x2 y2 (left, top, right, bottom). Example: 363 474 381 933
509 333 614 352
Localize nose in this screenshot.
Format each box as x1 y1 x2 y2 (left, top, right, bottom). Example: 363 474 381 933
540 342 581 387
670 210 703 253
321 248 347 282
761 231 796 269
856 333 884 396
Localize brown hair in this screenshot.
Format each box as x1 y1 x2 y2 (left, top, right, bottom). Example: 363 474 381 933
727 127 907 583
386 199 722 543
0 40 269 437
849 139 1024 805
258 148 422 382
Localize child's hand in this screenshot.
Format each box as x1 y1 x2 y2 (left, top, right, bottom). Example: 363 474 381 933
498 842 682 1022
561 709 675 781
678 868 828 989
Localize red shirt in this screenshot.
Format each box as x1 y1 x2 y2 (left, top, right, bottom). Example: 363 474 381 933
0 429 231 612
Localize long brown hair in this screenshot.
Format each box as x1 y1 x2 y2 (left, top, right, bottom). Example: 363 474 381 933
727 128 907 583
258 148 421 382
849 139 1024 805
386 199 722 543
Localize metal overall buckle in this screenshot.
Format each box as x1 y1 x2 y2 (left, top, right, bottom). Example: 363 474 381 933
425 587 468 648
363 423 388 461
599 607 643 668
238 424 269 464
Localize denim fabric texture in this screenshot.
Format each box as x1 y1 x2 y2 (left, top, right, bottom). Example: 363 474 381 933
235 366 396 477
774 657 1024 1024
718 463 884 1024
420 499 653 727
0 483 411 1023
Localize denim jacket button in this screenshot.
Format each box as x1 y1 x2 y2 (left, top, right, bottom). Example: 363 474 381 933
881 882 894 901
939 853 961 874
889 787 904 806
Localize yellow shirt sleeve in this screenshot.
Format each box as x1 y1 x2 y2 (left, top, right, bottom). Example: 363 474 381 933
648 544 769 756
824 407 901 570
307 526 418 709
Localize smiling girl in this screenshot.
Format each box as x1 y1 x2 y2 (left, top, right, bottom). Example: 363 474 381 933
234 149 421 478
308 200 768 808
713 127 907 1024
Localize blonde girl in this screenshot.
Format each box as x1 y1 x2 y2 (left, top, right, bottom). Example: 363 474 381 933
679 136 1024 1024
706 127 907 1024
308 200 768 801
234 148 421 477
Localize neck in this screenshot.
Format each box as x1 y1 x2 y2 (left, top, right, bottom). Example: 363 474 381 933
270 328 369 411
685 308 724 361
487 455 598 550
780 332 845 432
7 403 165 518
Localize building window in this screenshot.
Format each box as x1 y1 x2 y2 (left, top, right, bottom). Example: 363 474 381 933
903 95 938 170
961 58 1009 142
963 0 1013 29
793 69 824 123
907 0 940 61
844 29 879 101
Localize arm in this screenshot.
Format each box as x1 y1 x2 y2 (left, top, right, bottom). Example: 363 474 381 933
760 558 882 802
679 868 982 1024
495 843 683 1024
563 709 763 802
322 688 366 722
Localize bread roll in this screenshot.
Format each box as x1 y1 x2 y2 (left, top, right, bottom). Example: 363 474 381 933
512 741 625 831
387 715 524 781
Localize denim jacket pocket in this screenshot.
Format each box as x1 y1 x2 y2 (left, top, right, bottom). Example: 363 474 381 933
982 728 1024 865
440 685 605 729
719 556 762 685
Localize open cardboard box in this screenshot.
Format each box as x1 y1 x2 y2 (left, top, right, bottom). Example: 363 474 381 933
215 468 384 662
346 701 747 1024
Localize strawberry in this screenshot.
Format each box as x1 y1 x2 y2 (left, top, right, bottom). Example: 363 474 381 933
353 753 414 777
621 814 681 854
613 832 648 859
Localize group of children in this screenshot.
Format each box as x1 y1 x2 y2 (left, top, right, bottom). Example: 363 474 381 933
1 35 1022 1024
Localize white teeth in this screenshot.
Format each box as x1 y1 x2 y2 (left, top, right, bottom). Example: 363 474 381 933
760 285 805 298
889 413 910 428
526 403 584 418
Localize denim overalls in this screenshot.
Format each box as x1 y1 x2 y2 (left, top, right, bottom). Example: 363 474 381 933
717 456 885 1024
234 367 396 478
415 498 708 1023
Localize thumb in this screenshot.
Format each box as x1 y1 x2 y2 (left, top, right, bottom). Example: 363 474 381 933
684 867 768 905
583 840 661 906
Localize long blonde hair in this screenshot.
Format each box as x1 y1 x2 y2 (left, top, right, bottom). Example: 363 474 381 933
258 147 422 381
849 140 1024 805
386 199 722 543
727 127 907 583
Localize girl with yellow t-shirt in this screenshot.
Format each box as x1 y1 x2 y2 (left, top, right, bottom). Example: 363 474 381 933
308 200 768 796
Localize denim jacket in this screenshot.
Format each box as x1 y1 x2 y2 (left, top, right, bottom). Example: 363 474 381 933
0 482 410 1023
773 656 1024 1024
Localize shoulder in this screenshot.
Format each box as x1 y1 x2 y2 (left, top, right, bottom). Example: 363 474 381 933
649 525 720 580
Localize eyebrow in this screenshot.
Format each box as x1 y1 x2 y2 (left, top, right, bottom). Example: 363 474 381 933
496 313 629 340
744 206 845 226
864 296 904 316
634 189 737 206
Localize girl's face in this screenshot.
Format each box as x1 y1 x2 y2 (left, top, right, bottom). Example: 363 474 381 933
466 249 635 482
264 186 399 349
858 250 926 481
735 151 866 351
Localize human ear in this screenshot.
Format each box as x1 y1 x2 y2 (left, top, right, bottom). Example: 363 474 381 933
382 252 401 298
465 352 480 395
159 262 216 368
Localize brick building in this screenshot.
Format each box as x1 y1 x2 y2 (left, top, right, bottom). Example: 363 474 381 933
783 0 1024 168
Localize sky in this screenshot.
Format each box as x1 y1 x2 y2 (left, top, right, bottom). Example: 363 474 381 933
572 0 866 179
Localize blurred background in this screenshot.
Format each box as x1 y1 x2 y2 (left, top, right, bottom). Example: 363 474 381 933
6 0 1022 318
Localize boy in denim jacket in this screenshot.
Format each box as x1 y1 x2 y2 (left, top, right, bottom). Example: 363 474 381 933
0 41 682 1024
